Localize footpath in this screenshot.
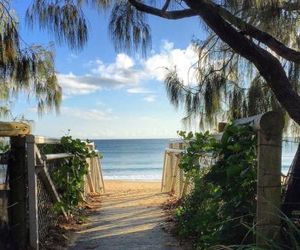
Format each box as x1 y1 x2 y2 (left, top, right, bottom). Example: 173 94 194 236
68 181 182 250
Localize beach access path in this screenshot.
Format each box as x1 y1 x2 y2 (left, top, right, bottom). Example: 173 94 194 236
68 180 182 250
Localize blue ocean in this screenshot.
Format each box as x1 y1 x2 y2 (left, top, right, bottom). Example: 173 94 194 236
94 139 170 181
0 138 298 184
94 138 298 181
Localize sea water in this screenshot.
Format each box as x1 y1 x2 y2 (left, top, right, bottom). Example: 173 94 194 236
94 139 169 181
0 138 298 183
94 138 298 181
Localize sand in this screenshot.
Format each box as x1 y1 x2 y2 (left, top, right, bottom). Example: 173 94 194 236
68 180 182 250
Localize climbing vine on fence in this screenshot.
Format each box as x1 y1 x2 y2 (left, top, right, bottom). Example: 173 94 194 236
176 125 257 248
46 136 100 215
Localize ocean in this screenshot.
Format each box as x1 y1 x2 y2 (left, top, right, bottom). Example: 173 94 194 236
94 139 170 181
0 138 298 184
94 138 298 181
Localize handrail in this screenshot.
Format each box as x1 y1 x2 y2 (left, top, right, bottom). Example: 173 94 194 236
165 148 185 154
42 153 73 161
34 136 61 144
234 111 285 132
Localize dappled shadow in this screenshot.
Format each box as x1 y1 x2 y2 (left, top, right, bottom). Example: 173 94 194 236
69 225 180 250
68 183 181 250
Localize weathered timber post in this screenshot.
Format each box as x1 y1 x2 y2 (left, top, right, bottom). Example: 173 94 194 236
256 112 284 245
26 135 39 250
8 136 28 249
166 152 173 192
161 152 167 192
235 111 284 246
0 122 31 249
170 154 180 193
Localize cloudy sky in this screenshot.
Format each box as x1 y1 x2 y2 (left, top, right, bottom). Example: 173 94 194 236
10 1 204 139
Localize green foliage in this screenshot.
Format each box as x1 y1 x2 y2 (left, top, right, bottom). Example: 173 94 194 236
0 139 9 153
49 136 99 214
26 0 88 50
176 125 257 249
0 1 62 115
108 1 151 56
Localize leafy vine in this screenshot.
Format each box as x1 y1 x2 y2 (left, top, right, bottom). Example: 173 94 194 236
46 136 100 214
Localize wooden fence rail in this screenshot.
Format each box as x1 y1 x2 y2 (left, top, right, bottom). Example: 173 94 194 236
27 136 105 249
0 124 105 250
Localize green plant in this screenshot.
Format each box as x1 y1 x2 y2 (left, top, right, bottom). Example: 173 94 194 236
0 139 9 153
176 125 257 249
49 136 99 214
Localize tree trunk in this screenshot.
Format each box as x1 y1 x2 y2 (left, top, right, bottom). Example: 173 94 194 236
183 0 300 125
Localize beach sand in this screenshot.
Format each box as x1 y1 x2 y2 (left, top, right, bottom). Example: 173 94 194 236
69 180 182 250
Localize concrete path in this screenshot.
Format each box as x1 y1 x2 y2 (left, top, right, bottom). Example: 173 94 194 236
69 181 182 250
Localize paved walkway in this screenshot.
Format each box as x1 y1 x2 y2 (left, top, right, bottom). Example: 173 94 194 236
69 181 182 250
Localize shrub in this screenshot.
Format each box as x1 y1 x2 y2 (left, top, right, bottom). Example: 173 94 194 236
176 125 257 248
44 136 100 215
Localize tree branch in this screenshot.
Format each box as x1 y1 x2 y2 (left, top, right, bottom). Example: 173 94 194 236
162 0 171 12
129 0 300 63
213 3 300 64
128 0 197 19
183 0 300 125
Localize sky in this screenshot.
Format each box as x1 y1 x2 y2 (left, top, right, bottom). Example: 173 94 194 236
10 1 205 139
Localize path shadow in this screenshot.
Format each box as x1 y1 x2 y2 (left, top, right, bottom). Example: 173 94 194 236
69 224 181 250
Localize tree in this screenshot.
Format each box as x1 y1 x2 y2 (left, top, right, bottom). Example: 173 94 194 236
26 0 300 126
126 0 300 129
23 0 300 214
0 0 64 115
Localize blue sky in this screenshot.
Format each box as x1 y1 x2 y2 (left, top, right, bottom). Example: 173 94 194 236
10 1 204 139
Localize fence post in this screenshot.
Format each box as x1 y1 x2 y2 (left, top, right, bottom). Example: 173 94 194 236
161 152 167 192
256 112 284 246
26 135 39 250
170 154 179 193
8 136 27 249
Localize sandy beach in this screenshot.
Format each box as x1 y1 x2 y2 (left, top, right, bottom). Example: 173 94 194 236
69 180 181 250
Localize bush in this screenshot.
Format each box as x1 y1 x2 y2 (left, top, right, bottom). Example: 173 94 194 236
176 125 257 248
43 136 99 215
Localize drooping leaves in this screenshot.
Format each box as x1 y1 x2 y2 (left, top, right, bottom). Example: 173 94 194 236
160 1 300 132
109 1 151 56
26 0 88 50
0 1 62 115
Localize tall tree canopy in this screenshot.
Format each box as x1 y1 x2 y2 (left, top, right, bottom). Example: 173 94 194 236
123 0 300 131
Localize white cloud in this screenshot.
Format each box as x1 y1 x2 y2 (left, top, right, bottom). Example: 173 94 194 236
57 41 198 98
58 73 101 96
90 54 142 86
143 95 157 102
144 41 198 83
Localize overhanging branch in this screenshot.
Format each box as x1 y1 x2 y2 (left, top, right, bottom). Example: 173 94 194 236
128 0 300 64
183 0 300 125
213 3 300 64
128 0 197 19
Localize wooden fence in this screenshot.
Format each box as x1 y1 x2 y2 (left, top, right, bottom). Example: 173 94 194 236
0 125 105 250
161 142 188 198
161 111 285 247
